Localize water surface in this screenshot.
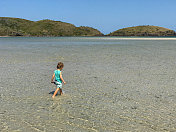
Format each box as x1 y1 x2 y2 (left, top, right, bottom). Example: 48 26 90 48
1 37 176 131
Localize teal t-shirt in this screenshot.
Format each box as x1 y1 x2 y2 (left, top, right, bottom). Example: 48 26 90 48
54 70 62 83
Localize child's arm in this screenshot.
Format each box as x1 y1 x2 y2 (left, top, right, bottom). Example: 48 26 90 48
51 73 55 83
60 72 66 84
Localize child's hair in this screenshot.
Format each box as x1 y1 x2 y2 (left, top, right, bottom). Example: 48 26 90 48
57 62 64 69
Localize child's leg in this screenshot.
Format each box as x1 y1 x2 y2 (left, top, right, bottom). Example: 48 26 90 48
60 88 63 95
52 88 60 98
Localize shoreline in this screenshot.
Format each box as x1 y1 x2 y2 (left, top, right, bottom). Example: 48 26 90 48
1 36 176 40
91 37 176 40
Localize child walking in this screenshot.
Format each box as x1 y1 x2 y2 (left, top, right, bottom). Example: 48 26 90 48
51 62 66 98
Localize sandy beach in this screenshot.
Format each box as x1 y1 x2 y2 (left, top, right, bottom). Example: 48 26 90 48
87 37 176 40
1 37 176 131
1 36 176 40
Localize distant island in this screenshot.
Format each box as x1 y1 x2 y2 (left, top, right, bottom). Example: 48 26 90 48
108 25 176 36
0 17 176 37
0 17 103 37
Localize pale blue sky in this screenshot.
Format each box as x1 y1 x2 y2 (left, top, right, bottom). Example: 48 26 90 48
0 0 176 34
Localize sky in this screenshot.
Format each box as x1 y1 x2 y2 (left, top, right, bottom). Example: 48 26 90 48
0 0 176 34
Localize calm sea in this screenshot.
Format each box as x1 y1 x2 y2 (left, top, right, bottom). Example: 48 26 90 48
1 36 176 46
1 37 176 131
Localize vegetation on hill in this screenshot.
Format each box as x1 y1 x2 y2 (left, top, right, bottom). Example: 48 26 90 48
0 17 103 36
108 25 176 36
1 18 176 37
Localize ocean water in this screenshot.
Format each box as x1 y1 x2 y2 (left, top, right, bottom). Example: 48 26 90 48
1 37 176 131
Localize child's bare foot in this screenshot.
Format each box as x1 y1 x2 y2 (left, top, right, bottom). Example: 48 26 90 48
52 96 55 99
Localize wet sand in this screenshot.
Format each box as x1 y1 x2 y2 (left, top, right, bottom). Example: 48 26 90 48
1 37 176 131
90 37 176 40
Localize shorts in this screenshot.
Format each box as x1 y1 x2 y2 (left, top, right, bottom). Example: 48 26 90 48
54 81 62 89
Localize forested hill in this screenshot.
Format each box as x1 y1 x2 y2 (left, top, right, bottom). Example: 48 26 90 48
1 18 176 37
0 17 103 36
108 26 176 36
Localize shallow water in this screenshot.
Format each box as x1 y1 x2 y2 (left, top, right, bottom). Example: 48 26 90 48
1 37 176 131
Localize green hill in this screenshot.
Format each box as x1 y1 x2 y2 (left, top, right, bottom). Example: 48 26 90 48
108 25 176 36
0 17 103 36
